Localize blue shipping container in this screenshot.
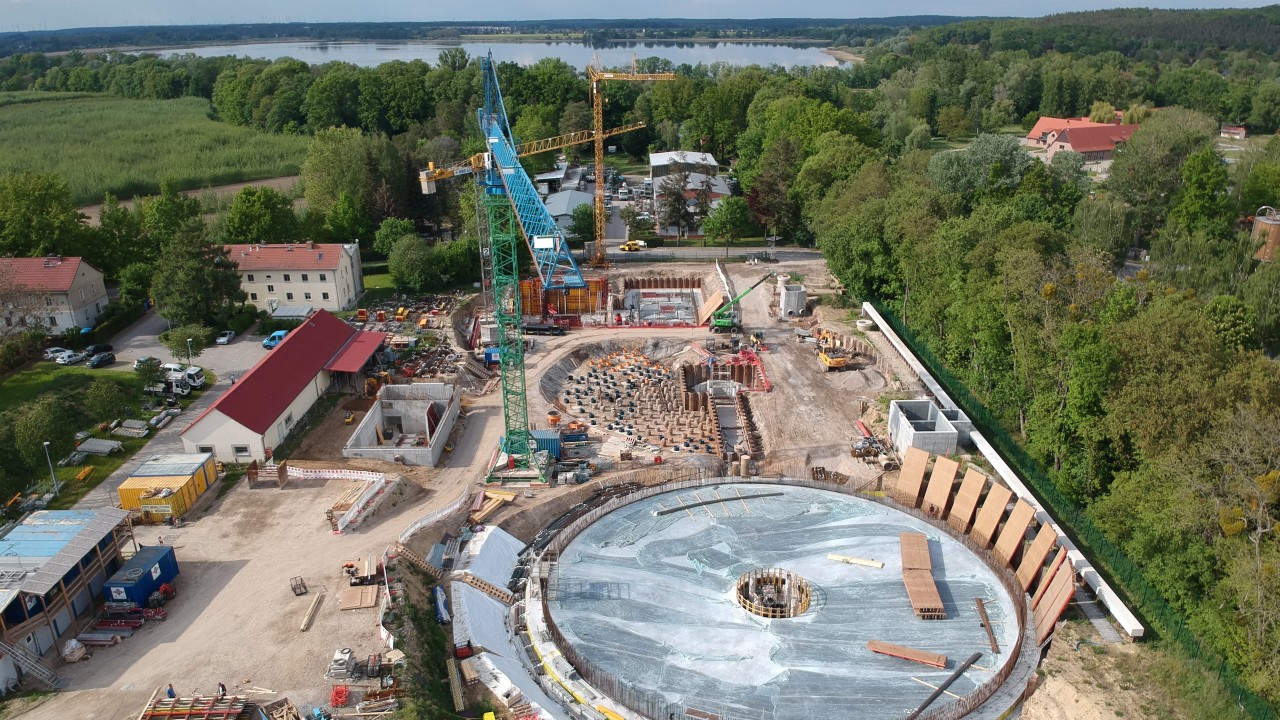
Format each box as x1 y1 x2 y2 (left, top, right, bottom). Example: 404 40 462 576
561 432 589 443
530 429 562 460
103 545 180 606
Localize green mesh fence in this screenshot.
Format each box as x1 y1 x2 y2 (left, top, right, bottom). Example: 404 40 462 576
871 301 1277 720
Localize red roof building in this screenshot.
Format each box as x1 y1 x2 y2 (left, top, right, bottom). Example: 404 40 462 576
181 309 385 462
226 242 364 313
1044 124 1138 162
0 256 109 332
1023 117 1113 148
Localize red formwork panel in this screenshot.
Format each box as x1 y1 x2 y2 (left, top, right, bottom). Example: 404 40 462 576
970 484 1014 549
992 500 1037 568
1015 524 1058 592
922 456 959 519
893 447 930 508
947 469 988 534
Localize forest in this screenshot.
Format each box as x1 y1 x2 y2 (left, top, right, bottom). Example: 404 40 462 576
0 7 1279 714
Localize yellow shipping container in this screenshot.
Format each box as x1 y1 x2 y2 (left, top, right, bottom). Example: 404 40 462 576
191 455 216 495
117 473 205 519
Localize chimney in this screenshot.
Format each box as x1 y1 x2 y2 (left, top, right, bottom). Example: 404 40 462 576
306 240 315 250
287 245 293 252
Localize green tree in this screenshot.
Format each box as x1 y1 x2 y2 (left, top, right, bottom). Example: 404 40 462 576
373 217 417 256
135 356 165 388
141 180 201 256
388 235 439 291
161 324 213 364
928 133 1032 206
935 105 971 141
0 171 85 257
152 220 246 326
566 203 595 248
92 193 144 277
511 105 558 175
1166 145 1233 239
84 379 129 422
1088 100 1117 123
1240 163 1280 214
1107 107 1217 236
116 262 154 306
1203 295 1259 352
302 63 362 130
222 186 299 245
324 192 374 248
702 196 756 256
15 396 77 474
301 126 373 218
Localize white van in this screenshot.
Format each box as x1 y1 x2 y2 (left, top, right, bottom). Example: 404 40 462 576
165 365 206 389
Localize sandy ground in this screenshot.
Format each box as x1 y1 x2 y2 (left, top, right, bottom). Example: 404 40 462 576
1022 617 1153 720
75 176 302 225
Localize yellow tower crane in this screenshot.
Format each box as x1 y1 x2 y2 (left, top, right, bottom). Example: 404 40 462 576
419 123 647 189
588 61 676 267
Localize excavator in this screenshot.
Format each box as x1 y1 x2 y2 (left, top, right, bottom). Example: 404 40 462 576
816 330 850 372
709 274 774 334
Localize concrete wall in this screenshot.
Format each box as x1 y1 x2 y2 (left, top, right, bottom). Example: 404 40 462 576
889 399 961 456
344 383 460 467
780 284 807 316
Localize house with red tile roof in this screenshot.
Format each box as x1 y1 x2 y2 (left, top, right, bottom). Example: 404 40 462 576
1023 117 1114 148
0 256 108 335
226 242 363 313
1044 124 1139 162
180 309 386 462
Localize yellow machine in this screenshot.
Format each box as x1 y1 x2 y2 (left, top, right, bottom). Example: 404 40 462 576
819 347 849 372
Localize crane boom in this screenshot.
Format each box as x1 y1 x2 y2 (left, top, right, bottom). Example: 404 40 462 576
710 273 774 332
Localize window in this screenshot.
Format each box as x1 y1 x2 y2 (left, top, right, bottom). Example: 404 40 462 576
322 292 330 300
79 289 85 301
319 273 327 281
284 413 295 428
304 292 312 300
247 274 255 282
49 316 57 326
45 296 53 307
232 445 250 456
301 274 308 282
250 292 258 301
286 292 294 300
283 274 291 282
197 446 213 454
267 285 275 293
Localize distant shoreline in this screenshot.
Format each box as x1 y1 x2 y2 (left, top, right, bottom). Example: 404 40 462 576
51 35 831 57
821 47 865 63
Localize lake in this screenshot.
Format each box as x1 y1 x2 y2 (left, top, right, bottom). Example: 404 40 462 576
169 40 842 69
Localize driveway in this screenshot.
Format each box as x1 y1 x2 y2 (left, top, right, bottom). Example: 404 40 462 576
107 309 270 382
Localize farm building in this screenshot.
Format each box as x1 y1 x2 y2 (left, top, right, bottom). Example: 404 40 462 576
116 453 217 522
0 508 132 690
181 310 387 463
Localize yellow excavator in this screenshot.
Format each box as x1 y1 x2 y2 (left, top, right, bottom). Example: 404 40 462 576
816 330 849 372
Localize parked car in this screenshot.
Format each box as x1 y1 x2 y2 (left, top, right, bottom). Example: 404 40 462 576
134 355 157 370
43 347 70 361
263 329 289 349
86 352 116 368
55 350 87 365
84 343 113 356
216 330 236 345
159 362 186 375
619 240 644 252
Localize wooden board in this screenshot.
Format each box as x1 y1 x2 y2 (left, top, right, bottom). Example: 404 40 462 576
922 456 959 519
1032 548 1070 609
1034 562 1077 646
992 500 1037 567
338 585 379 611
970 483 1013 549
1015 524 1058 592
893 447 930 508
696 292 728 325
867 640 947 668
899 532 933 571
947 469 987 534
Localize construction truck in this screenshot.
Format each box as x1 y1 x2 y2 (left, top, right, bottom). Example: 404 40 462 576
710 274 774 333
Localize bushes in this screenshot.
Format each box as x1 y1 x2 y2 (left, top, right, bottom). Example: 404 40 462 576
214 305 262 335
256 317 304 336
0 329 47 374
92 300 147 344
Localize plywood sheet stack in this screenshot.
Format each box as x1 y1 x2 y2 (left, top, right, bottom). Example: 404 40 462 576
469 489 517 524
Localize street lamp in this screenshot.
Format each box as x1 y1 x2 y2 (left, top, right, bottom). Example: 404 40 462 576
186 338 193 366
42 441 58 498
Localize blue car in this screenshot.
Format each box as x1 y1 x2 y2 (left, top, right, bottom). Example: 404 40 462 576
262 330 289 349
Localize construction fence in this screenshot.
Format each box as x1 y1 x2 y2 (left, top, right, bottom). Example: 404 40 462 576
870 300 1279 720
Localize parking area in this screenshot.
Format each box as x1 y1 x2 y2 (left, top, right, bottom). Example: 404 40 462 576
105 309 270 381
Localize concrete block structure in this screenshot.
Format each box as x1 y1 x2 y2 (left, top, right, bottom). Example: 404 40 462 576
888 399 973 456
344 383 460 466
778 278 807 316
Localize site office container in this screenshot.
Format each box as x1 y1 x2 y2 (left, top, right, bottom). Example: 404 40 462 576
117 475 202 519
103 545 179 606
530 429 563 460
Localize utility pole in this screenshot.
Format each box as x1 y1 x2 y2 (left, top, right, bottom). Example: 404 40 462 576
43 441 58 498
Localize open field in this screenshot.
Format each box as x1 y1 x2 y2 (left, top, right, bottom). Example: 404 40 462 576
0 92 309 206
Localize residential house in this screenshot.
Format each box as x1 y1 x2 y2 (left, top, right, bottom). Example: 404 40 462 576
180 310 386 463
544 190 596 231
652 172 732 239
227 242 363 312
1023 117 1114 148
0 508 132 688
0 256 109 334
1220 125 1248 140
1044 124 1138 162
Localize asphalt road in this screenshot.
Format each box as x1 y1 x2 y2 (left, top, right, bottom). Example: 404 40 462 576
106 308 270 381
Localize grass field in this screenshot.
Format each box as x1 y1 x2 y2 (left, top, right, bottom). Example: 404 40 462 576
0 92 310 206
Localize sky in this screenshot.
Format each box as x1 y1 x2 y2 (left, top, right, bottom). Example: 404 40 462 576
2 0 1275 33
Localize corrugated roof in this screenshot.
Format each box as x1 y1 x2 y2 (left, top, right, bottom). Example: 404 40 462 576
0 508 130 601
270 305 313 319
119 475 194 490
130 452 211 478
0 257 95 293
649 150 717 168
183 310 357 436
543 189 594 218
226 243 352 271
324 331 387 374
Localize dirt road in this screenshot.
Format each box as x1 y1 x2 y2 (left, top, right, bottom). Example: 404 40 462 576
76 176 302 225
